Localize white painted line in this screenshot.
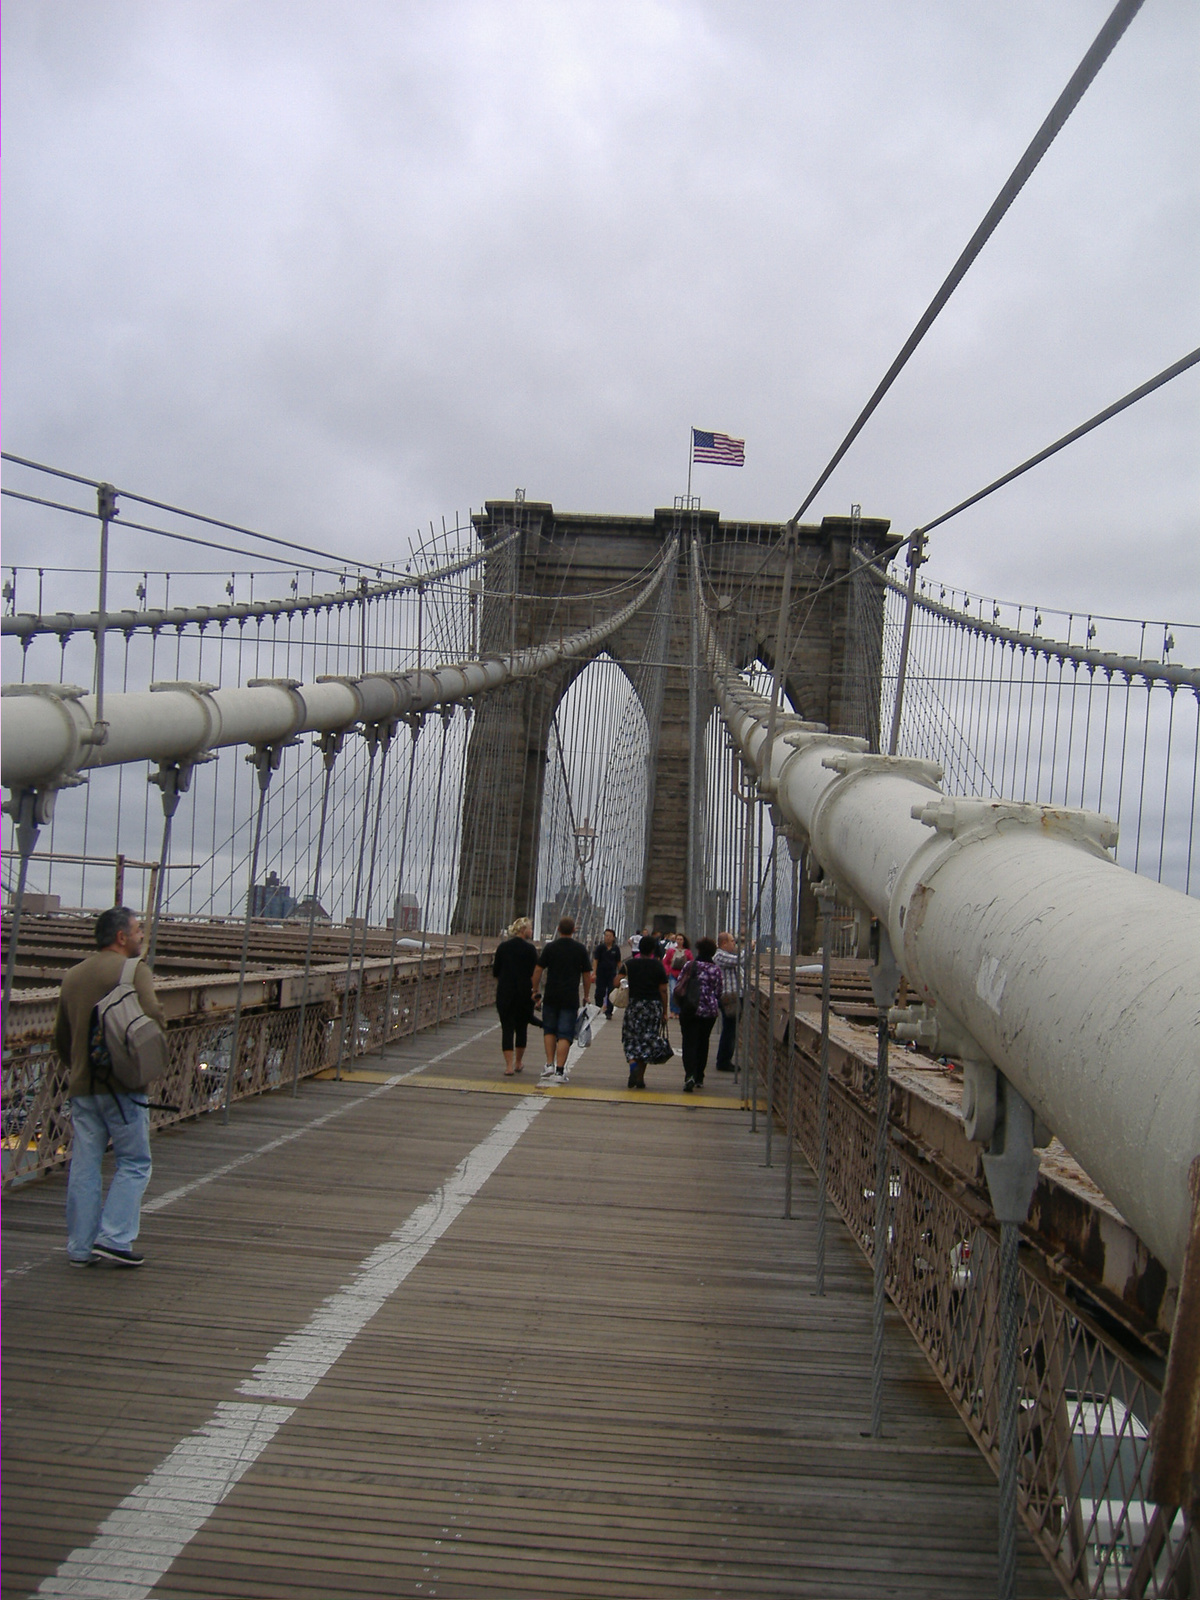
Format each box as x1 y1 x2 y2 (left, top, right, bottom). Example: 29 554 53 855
37 1089 543 1598
142 1023 499 1216
239 1094 545 1400
36 1401 294 1599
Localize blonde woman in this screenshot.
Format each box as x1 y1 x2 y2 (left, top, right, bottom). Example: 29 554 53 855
492 917 537 1075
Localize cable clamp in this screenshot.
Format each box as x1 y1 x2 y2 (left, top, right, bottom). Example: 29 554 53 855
821 752 943 784
911 796 1117 852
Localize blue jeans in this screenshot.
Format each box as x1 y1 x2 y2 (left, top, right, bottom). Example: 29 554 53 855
67 1094 152 1259
541 1005 578 1041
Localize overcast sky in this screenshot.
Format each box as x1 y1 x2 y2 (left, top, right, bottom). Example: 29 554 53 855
3 0 1197 636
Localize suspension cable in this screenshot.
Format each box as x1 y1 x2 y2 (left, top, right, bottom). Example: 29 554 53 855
790 0 1146 523
1 452 382 571
914 347 1200 542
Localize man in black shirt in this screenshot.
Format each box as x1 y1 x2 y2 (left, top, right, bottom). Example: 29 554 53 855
592 928 621 1018
532 916 593 1082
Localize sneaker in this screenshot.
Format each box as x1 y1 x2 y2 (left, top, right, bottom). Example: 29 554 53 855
68 1253 97 1268
92 1243 145 1268
553 1071 569 1085
683 1077 695 1093
539 1064 558 1079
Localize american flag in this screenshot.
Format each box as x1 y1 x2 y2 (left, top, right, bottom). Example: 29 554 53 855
692 429 745 466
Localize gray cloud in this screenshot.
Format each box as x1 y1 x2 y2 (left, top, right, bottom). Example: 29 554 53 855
3 0 1196 634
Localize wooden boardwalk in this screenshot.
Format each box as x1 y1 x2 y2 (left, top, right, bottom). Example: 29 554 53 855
3 1007 1060 1599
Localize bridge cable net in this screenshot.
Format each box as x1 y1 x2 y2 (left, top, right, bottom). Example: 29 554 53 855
534 543 677 944
695 570 1199 1599
875 568 1200 896
1 497 678 1167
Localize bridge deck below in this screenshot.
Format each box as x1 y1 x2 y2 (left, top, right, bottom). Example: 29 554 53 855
3 1008 1058 1599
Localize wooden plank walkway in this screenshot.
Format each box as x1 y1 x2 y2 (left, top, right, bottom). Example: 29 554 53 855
3 1007 1061 1599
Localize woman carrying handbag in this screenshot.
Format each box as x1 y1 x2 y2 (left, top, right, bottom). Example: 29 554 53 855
616 935 670 1089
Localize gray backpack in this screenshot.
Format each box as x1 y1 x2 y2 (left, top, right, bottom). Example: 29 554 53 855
89 957 170 1094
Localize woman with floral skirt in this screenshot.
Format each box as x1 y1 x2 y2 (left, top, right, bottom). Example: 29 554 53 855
617 934 669 1089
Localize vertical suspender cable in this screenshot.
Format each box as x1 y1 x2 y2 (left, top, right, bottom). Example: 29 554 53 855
383 719 423 1048
222 744 280 1123
413 710 452 1036
434 706 468 1029
352 722 395 1051
335 732 380 1076
291 734 341 1095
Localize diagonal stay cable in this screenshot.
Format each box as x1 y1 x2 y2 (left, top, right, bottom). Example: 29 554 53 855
913 347 1200 539
1 452 380 571
0 489 308 570
699 342 1200 684
790 0 1146 524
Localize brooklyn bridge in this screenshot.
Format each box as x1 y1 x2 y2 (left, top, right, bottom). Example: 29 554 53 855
3 2 1199 1594
3 474 1198 1599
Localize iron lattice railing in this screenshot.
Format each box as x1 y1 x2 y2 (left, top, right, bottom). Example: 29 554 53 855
1 951 492 1187
748 995 1198 1599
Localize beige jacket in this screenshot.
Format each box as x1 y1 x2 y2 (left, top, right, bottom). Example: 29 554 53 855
54 951 166 1098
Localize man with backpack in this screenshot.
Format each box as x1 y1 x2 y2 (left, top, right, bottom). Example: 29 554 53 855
54 906 165 1268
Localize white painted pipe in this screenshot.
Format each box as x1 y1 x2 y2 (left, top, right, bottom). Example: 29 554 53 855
1 554 672 791
704 608 1200 1280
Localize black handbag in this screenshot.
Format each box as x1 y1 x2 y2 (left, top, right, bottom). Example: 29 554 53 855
646 1030 674 1064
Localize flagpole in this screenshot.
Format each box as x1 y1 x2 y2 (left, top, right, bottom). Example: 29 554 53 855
686 429 693 503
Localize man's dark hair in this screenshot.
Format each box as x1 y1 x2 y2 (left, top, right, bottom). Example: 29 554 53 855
638 934 657 956
604 927 615 937
557 916 575 936
697 936 718 962
95 906 136 950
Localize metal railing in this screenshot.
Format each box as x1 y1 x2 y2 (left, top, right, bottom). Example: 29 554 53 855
2 948 492 1187
747 988 1198 1598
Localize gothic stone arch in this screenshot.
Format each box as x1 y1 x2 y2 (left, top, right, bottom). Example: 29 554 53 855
452 501 897 935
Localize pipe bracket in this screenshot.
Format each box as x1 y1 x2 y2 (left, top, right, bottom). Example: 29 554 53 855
912 796 1117 854
822 752 944 785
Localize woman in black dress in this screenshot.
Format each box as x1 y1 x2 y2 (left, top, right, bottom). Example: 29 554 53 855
617 934 669 1090
492 917 537 1075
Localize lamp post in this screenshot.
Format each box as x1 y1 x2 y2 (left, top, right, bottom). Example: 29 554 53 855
573 815 596 938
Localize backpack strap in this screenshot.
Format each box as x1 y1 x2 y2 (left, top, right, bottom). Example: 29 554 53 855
120 955 140 986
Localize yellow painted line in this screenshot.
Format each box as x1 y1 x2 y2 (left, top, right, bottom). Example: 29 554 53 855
313 1069 397 1083
399 1072 742 1109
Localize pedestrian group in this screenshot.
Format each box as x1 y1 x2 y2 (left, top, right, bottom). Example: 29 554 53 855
494 918 742 1093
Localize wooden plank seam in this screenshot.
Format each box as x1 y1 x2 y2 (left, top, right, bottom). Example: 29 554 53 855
36 1093 546 1599
143 1023 500 1217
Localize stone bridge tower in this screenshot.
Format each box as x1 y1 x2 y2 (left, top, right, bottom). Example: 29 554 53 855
453 500 897 937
